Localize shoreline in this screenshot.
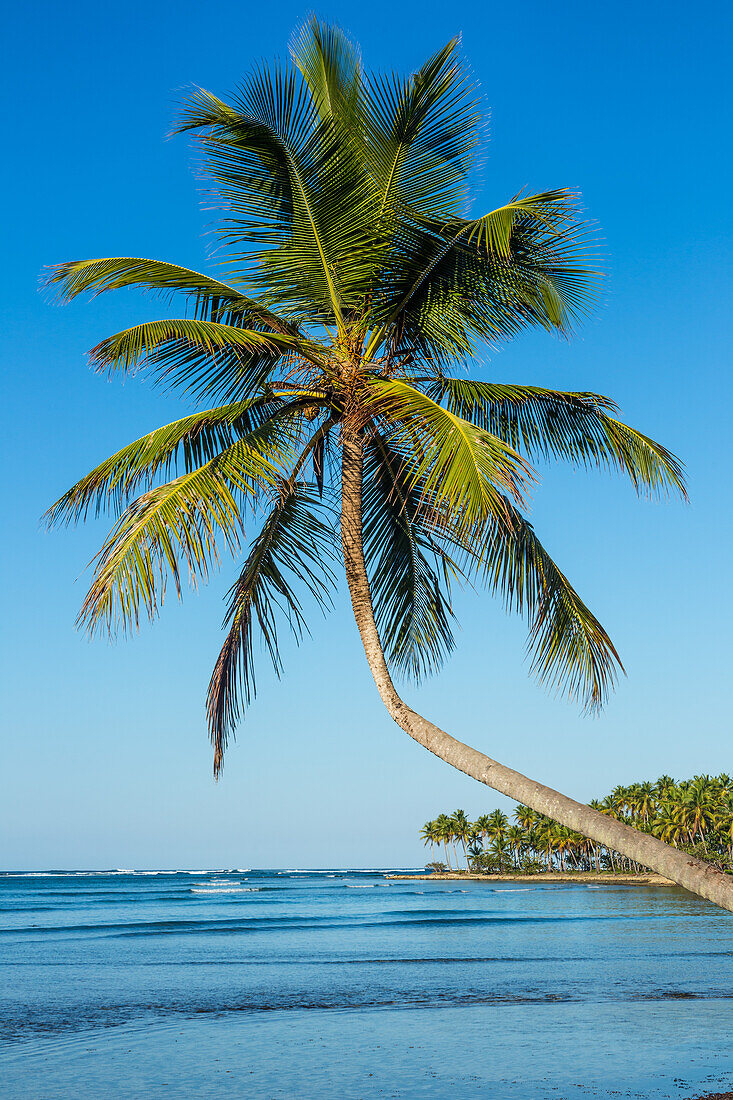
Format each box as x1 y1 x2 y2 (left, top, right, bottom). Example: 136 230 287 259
387 871 677 885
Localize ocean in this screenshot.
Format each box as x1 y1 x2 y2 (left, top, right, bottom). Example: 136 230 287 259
1 869 732 1098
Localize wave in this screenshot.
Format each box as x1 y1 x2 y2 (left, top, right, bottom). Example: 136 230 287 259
274 869 423 875
190 887 262 895
0 867 425 879
1 911 619 942
0 870 212 878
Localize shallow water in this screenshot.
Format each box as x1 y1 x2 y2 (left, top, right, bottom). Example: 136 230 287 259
1 869 732 1097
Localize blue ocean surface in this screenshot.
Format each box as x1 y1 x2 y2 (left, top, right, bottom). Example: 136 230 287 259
1 869 732 1099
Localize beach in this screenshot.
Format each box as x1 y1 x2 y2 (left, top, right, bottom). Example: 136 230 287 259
389 871 677 885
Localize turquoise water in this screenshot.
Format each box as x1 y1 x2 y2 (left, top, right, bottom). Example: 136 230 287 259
1 870 732 1098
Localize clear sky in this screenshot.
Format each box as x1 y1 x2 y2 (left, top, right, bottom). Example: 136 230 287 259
1 0 731 870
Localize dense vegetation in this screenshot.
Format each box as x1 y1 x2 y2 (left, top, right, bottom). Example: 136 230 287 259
422 775 733 874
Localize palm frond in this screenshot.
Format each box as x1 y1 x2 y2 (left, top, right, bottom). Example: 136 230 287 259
365 378 534 535
363 433 457 680
207 483 338 775
175 79 306 247
44 396 299 527
425 378 687 498
363 38 478 221
43 258 297 334
366 190 599 361
442 497 623 712
88 317 319 401
290 17 363 130
79 424 294 634
177 67 377 325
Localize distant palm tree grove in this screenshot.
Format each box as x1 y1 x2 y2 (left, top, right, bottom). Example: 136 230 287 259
422 775 733 874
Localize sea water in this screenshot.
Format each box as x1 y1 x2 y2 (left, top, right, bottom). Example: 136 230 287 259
1 869 732 1098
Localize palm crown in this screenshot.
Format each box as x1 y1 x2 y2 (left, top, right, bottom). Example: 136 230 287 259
45 20 685 779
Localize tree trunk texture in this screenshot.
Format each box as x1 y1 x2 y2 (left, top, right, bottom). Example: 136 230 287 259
340 430 733 914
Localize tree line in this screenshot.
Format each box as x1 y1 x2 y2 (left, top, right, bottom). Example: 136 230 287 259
421 775 733 874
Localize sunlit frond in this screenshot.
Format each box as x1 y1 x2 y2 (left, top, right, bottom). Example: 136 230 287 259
290 17 363 130
426 378 687 498
79 424 294 635
177 65 378 325
365 378 534 534
88 318 319 401
43 396 308 527
43 257 296 334
366 190 599 361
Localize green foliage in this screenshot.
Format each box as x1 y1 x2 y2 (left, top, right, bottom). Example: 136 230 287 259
207 482 338 771
362 434 457 680
423 774 733 874
45 18 687 775
424 379 687 498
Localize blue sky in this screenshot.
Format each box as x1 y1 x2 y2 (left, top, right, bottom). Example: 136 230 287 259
1 0 731 869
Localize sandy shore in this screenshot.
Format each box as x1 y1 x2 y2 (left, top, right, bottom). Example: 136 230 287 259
387 871 676 885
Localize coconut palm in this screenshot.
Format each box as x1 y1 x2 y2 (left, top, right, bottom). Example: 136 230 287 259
450 809 472 869
681 779 718 849
654 775 677 800
466 827 484 868
719 799 733 867
420 820 438 862
631 781 656 825
486 810 509 845
434 813 455 870
651 801 685 848
514 805 536 833
475 813 493 845
487 837 512 873
506 825 526 868
44 20 732 911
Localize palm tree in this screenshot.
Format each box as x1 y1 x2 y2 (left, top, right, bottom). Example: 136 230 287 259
652 801 684 848
44 20 733 912
450 809 472 869
466 826 484 869
420 820 437 862
654 775 677 800
720 799 733 867
506 825 525 868
475 813 493 846
682 779 717 850
486 810 509 845
434 813 454 870
514 805 536 833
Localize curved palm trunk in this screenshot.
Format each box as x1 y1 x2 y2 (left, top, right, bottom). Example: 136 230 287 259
340 432 733 913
